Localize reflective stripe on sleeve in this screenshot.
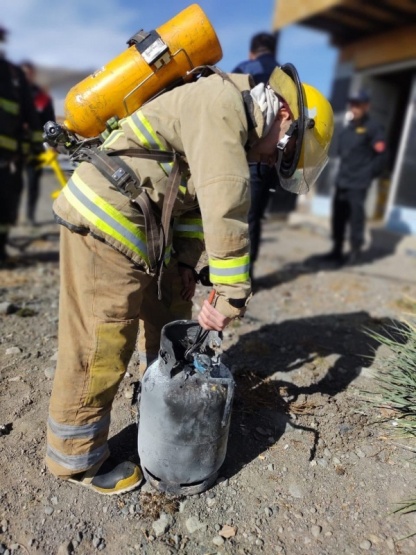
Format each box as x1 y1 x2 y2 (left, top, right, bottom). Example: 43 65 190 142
0 97 19 115
0 135 18 151
46 444 107 472
47 414 111 440
173 217 204 240
63 173 149 265
209 254 250 284
31 130 44 143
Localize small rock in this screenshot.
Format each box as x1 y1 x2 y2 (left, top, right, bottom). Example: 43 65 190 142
360 539 372 550
311 525 322 537
264 507 273 517
179 500 188 513
219 524 237 538
212 536 225 546
0 424 12 437
56 542 73 555
152 512 173 537
5 346 21 355
124 387 134 399
44 506 54 516
44 367 56 380
206 497 217 508
185 516 207 534
0 302 17 315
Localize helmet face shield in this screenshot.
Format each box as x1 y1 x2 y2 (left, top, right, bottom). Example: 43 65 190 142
277 126 329 194
269 64 334 195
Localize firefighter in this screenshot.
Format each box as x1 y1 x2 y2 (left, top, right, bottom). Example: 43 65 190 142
21 60 56 225
46 65 334 494
0 26 43 264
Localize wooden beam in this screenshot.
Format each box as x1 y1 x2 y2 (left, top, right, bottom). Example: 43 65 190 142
381 0 416 15
343 0 409 24
323 9 377 31
340 25 416 68
272 0 346 29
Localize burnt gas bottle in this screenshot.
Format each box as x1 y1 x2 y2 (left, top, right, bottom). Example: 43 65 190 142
137 320 234 496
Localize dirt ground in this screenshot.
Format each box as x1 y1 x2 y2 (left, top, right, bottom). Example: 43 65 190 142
2 174 416 555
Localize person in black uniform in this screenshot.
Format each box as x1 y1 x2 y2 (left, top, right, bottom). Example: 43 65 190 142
322 90 386 265
0 26 43 264
232 32 280 281
21 60 56 225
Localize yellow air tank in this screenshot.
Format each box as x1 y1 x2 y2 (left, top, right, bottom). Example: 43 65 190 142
63 4 223 138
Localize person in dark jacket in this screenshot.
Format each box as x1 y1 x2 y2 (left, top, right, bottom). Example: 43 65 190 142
322 90 386 265
0 27 43 263
21 60 55 225
232 32 280 281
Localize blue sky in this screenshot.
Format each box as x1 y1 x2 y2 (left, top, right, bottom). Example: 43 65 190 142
3 0 338 98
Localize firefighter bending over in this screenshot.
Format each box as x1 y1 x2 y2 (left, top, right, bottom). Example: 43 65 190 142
46 65 334 494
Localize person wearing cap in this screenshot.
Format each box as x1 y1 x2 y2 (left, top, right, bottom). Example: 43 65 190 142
321 89 386 264
46 65 333 494
232 32 281 282
0 26 43 264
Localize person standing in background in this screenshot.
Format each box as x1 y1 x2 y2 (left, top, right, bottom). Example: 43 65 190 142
21 60 55 226
232 32 281 283
320 90 386 265
0 27 43 265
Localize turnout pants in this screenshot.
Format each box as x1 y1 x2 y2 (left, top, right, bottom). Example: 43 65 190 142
46 227 154 478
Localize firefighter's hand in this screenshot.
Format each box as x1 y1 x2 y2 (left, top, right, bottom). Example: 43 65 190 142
198 300 231 331
178 266 196 302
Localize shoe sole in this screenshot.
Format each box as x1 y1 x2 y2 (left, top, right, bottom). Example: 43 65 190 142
67 476 144 495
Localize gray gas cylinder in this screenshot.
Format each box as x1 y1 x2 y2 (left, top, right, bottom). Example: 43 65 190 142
137 320 234 496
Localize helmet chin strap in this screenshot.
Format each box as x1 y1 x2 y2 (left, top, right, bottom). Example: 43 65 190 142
276 121 298 152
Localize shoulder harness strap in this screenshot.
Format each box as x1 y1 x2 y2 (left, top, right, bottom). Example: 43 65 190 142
74 145 185 299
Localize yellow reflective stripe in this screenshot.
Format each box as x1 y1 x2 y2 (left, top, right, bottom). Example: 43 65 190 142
0 97 19 115
126 111 178 175
126 110 189 195
173 217 204 240
164 244 172 266
102 129 124 149
209 254 250 284
0 135 18 151
63 173 149 265
31 130 44 142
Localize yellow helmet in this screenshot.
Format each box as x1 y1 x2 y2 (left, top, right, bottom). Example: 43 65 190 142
269 64 334 194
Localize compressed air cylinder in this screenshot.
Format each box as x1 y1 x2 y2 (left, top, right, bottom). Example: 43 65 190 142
63 4 223 138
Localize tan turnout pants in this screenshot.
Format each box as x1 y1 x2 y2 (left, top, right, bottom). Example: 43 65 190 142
46 227 190 478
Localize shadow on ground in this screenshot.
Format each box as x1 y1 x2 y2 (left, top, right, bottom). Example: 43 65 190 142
222 311 407 480
255 227 407 292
